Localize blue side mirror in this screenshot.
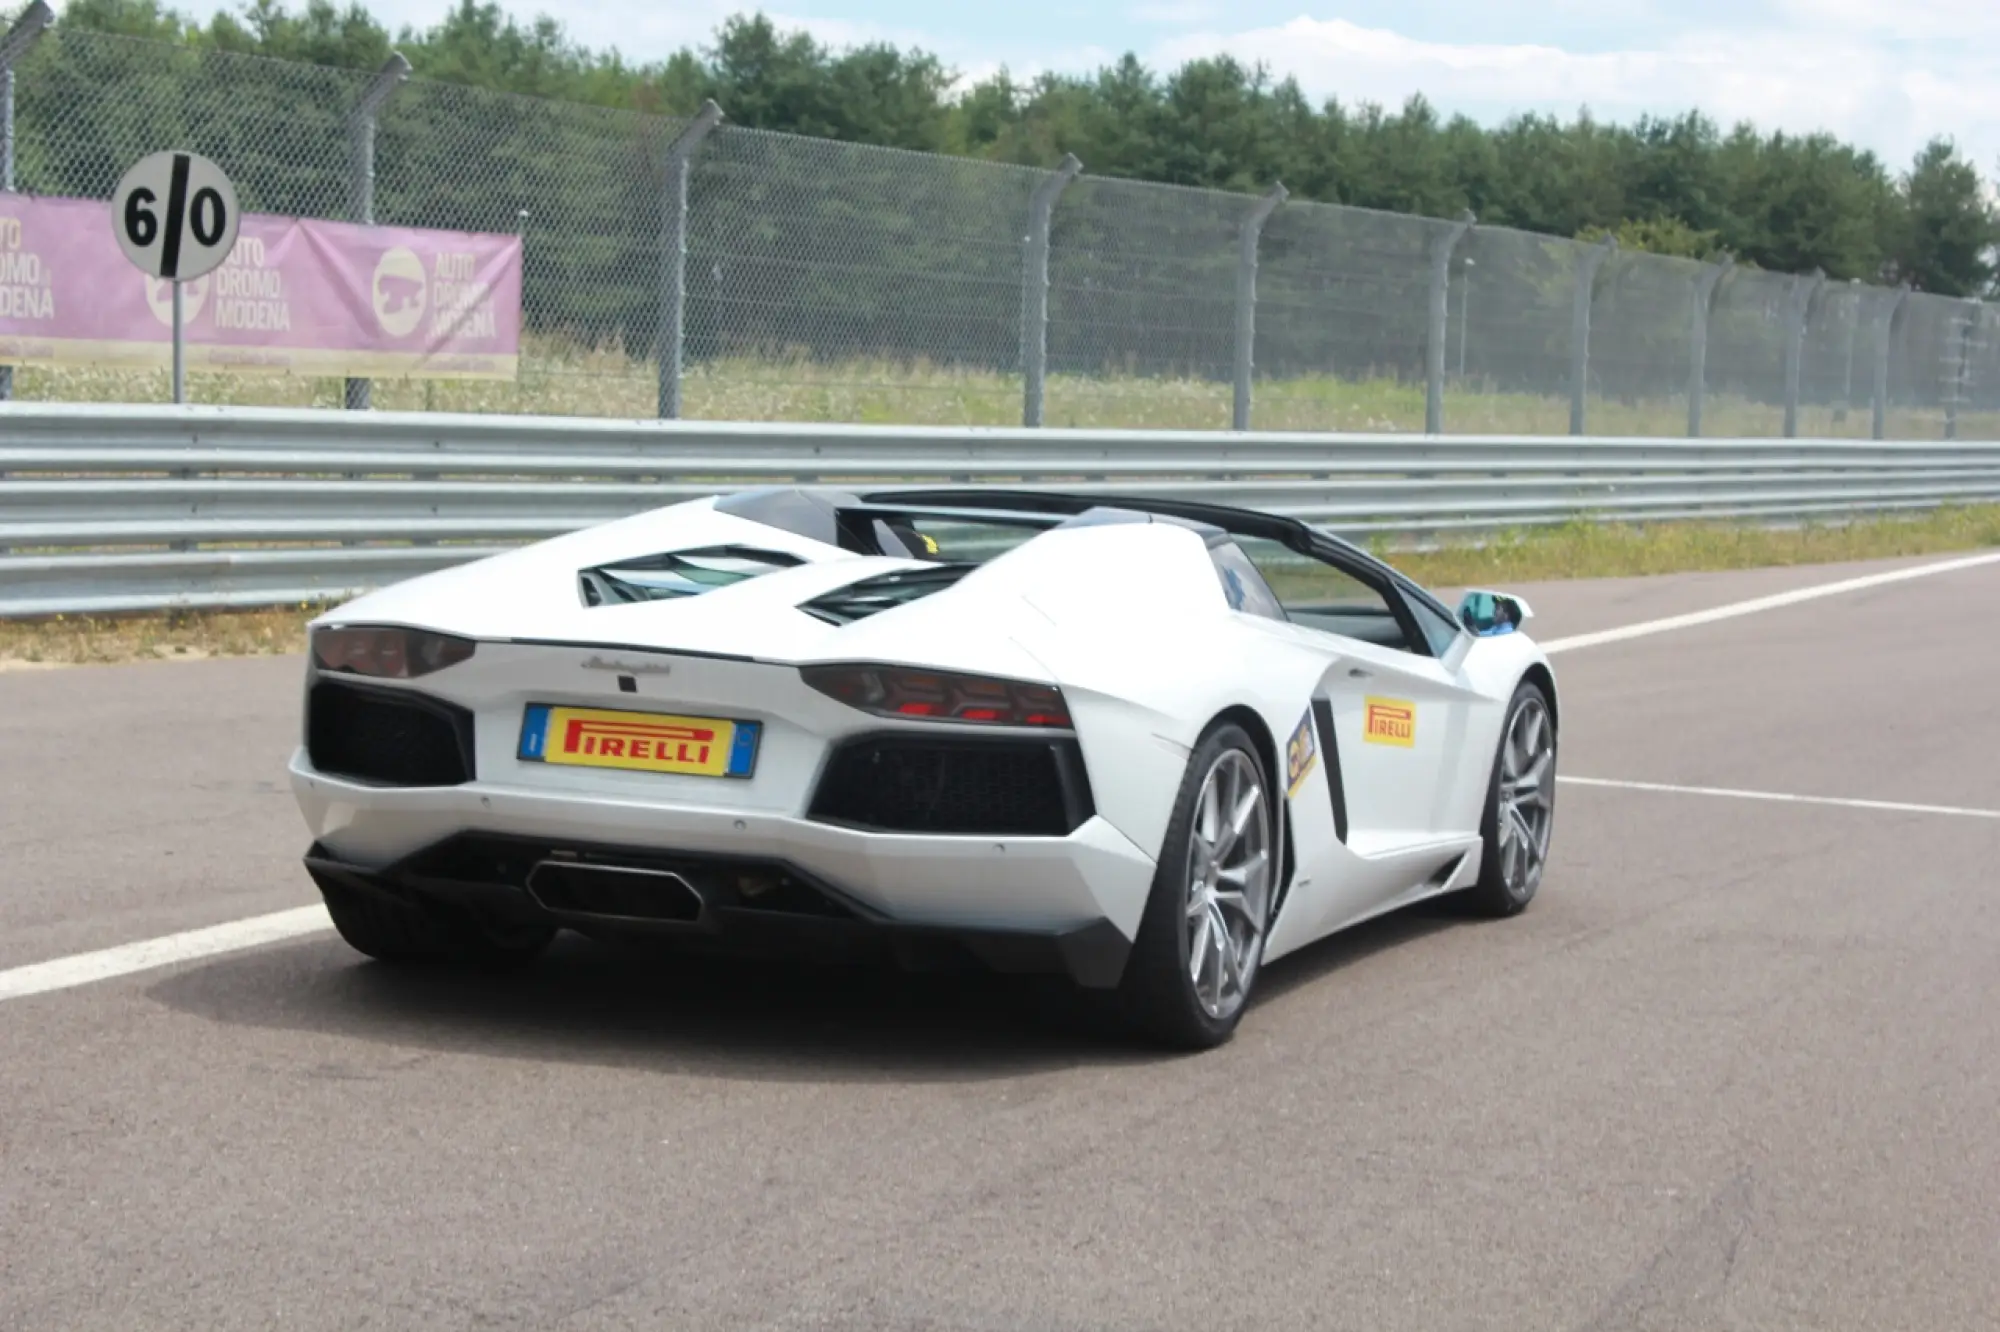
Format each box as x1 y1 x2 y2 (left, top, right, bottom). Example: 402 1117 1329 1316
1457 589 1534 637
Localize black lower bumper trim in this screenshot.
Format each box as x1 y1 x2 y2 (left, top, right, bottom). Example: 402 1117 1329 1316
303 832 1133 990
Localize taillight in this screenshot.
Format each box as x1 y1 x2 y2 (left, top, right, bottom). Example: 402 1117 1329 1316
801 664 1072 728
311 625 475 679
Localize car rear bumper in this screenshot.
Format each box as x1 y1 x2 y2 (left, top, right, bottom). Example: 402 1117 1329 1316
302 830 1137 988
289 749 1159 984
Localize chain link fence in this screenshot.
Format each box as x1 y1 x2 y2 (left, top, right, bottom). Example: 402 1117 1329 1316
0 10 1993 439
686 129 1050 426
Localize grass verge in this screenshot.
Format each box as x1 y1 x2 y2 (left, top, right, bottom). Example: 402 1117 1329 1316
0 603 328 668
3 504 1997 668
1385 503 2000 587
11 343 1994 441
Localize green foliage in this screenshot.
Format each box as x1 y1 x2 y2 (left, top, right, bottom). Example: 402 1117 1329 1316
12 0 1997 403
1885 138 2000 297
32 0 1992 298
1577 217 1724 262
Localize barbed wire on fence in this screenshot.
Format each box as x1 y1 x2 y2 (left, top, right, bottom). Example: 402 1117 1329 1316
0 12 1992 439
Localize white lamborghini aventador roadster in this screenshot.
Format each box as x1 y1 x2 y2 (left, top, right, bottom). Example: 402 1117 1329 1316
290 487 1558 1048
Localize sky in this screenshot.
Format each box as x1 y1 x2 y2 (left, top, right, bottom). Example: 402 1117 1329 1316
150 1 2000 180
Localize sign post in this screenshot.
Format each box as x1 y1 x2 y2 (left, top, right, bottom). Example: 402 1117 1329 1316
109 150 240 404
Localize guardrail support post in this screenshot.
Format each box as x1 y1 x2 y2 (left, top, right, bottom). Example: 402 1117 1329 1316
1232 182 1286 432
1782 269 1825 438
658 100 723 420
343 52 410 411
1569 234 1616 435
1425 211 1474 434
0 1 54 405
1687 255 1732 437
1871 284 1909 440
1021 154 1082 428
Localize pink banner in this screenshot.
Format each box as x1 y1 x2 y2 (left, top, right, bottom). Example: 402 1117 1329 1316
0 195 521 379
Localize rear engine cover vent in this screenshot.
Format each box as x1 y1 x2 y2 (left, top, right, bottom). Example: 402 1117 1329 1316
579 545 806 606
798 564 973 625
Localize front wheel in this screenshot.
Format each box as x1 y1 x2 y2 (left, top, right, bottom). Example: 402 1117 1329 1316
1458 679 1557 917
1117 723 1277 1050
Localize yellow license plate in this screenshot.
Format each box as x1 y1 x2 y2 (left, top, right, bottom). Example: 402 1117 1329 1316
517 704 761 778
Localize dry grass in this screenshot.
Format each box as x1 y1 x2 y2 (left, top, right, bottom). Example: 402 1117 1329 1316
1381 503 2000 586
9 338 1994 440
0 603 324 668
5 504 1996 669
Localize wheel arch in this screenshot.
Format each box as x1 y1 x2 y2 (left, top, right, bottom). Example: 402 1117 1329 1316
1209 703 1280 802
1519 662 1559 734
1207 703 1295 902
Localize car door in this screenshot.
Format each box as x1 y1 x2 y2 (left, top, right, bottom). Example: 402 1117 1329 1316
1214 534 1491 951
1229 535 1484 845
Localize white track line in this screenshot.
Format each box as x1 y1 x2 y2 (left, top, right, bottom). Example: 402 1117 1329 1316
0 906 331 1004
1540 550 2000 655
6 553 1999 1007
1559 775 2000 820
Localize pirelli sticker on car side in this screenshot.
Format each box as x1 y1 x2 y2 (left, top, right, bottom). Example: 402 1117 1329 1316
1286 707 1318 797
1363 696 1417 748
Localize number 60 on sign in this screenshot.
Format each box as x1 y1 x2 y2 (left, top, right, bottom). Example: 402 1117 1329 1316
111 150 241 282
109 150 240 403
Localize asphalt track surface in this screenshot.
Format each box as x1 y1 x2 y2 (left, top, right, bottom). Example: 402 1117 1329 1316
4 553 1998 1331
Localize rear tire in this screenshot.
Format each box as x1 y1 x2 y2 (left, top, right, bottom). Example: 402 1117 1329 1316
1457 679 1557 918
319 879 554 970
1116 723 1277 1051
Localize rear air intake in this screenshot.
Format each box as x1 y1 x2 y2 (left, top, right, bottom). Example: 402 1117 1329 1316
307 679 474 787
807 735 1094 836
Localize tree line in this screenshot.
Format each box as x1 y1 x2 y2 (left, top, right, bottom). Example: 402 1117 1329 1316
10 0 1993 416
36 0 2000 300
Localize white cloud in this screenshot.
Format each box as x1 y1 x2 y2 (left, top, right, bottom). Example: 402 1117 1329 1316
329 0 738 53
1147 16 2000 172
1126 1 1224 24
1766 0 2000 41
285 0 930 59
103 0 2000 177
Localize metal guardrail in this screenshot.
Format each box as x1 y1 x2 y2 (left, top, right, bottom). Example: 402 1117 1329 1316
4 402 1999 617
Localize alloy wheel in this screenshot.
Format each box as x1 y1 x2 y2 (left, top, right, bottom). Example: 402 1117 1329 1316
1183 749 1273 1021
1496 696 1555 897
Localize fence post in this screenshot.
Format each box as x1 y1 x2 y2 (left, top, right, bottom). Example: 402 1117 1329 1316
341 53 410 411
1425 211 1474 434
1020 154 1082 428
1231 182 1287 432
1943 297 1985 441
1687 255 1732 437
1871 284 1909 441
1837 278 1861 418
1569 235 1616 435
1782 269 1824 438
657 100 724 421
0 1 54 405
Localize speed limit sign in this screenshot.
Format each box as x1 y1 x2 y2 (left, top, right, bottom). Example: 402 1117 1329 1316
111 150 240 281
111 150 240 402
